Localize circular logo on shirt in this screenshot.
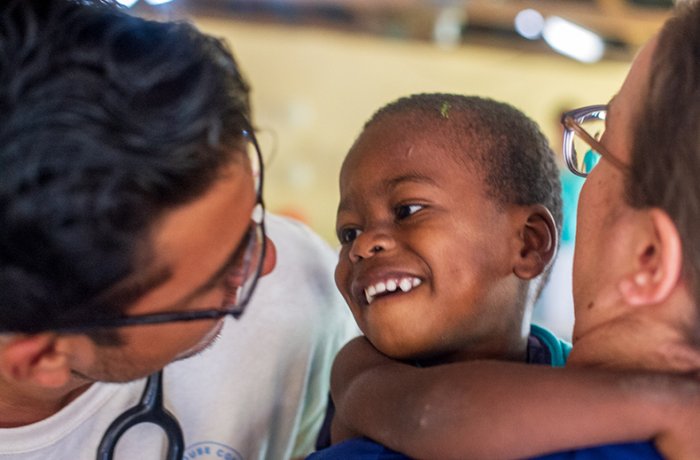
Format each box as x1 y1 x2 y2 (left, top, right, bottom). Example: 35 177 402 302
183 441 243 460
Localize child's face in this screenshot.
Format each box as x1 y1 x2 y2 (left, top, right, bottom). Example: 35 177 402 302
335 115 529 363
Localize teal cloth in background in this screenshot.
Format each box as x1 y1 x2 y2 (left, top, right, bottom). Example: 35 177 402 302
560 171 584 244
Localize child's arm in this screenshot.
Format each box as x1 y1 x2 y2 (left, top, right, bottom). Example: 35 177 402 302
331 336 700 460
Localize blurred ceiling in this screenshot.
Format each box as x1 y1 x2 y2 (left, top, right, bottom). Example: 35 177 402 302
462 0 671 47
141 0 673 59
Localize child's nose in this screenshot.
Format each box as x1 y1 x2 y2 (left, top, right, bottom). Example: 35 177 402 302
349 229 395 262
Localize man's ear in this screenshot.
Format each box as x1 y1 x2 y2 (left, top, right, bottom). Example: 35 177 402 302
513 204 558 280
0 334 71 388
618 208 682 306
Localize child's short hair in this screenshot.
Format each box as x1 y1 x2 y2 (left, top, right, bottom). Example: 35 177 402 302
365 93 563 295
366 93 563 236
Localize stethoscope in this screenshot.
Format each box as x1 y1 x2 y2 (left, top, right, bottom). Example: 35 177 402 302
97 370 184 460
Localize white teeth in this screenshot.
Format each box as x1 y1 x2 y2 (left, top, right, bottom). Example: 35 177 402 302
365 285 377 304
362 277 422 305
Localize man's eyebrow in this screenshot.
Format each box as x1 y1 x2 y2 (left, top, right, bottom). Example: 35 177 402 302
100 267 173 310
337 172 439 213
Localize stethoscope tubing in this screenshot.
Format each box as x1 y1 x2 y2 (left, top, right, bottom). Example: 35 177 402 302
97 370 184 460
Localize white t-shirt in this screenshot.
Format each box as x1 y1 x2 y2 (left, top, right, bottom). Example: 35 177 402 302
0 214 359 460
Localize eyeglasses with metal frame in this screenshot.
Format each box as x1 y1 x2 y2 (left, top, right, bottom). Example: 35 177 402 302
561 104 627 177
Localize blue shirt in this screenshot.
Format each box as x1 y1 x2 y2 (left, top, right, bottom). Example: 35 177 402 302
534 441 661 459
308 438 661 459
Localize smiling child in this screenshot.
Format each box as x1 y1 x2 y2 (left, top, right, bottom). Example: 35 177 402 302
308 94 567 457
309 93 700 459
333 93 564 368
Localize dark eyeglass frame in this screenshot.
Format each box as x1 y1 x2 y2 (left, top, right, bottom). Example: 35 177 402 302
561 104 628 177
6 124 267 334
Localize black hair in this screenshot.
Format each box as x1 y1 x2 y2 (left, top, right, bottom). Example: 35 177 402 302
365 93 563 295
0 0 252 333
366 94 562 234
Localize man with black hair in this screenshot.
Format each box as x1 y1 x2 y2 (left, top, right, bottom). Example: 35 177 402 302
0 1 356 458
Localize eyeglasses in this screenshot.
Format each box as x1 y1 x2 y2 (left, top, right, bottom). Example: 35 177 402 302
561 104 627 177
10 125 267 334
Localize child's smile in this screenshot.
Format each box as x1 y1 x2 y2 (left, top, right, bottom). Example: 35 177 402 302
362 276 422 305
350 263 424 306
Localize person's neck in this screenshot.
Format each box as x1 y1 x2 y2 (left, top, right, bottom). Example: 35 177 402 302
568 297 700 374
0 377 93 428
416 333 530 367
410 307 533 367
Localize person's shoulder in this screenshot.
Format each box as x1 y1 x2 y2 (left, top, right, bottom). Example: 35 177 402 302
256 213 351 315
265 213 333 252
265 213 338 265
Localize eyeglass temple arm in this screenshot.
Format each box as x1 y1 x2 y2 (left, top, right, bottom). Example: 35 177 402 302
562 116 627 172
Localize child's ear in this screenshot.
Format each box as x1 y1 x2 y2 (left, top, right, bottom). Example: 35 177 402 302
0 333 72 388
513 204 557 280
617 208 682 306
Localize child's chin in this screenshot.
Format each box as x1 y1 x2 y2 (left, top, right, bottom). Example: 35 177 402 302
371 339 439 365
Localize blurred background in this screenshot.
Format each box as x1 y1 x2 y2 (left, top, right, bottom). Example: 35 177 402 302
126 0 673 339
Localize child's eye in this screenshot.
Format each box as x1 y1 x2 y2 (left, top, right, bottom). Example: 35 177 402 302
395 204 424 220
338 227 362 244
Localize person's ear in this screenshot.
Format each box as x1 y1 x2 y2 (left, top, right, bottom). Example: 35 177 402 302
261 236 277 277
618 208 682 306
513 204 558 280
0 334 71 388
